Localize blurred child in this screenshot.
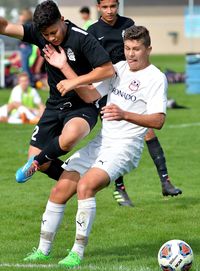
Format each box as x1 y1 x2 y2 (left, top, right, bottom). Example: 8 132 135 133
79 6 93 30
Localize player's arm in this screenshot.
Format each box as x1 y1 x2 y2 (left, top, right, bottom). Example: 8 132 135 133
0 17 24 39
57 63 113 97
43 44 114 94
43 44 103 102
59 64 102 102
101 103 166 130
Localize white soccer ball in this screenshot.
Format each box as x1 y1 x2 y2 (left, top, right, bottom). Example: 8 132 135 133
158 239 193 271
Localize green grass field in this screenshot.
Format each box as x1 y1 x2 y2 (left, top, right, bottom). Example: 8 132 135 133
0 55 200 271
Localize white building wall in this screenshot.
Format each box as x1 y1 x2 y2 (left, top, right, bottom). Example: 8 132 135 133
60 6 98 30
59 4 200 54
125 6 200 54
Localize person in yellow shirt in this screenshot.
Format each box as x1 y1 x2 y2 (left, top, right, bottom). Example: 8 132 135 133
0 72 45 124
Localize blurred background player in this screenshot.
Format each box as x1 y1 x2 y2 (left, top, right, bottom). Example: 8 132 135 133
18 8 34 86
0 72 45 124
79 6 93 30
87 0 182 207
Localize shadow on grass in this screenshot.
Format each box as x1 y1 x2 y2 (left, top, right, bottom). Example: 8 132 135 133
89 237 200 263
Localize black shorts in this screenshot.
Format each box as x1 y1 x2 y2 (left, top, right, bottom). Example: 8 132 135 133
30 103 98 150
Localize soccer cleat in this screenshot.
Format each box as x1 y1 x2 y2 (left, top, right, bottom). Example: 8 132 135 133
162 179 182 197
113 188 134 207
23 248 50 262
58 251 81 268
15 156 39 183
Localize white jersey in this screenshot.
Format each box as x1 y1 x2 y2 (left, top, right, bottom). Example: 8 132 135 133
9 85 42 105
62 61 168 181
95 61 167 142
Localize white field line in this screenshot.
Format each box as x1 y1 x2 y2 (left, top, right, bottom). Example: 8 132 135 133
0 263 152 271
0 263 57 268
167 122 200 129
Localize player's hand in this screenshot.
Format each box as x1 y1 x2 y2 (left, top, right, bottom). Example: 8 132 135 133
43 44 67 70
101 103 125 121
57 78 78 96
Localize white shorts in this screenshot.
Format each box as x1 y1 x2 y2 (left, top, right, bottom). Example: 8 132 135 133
62 134 144 181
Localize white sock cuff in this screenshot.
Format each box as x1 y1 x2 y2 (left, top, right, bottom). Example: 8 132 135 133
78 197 96 209
46 200 66 213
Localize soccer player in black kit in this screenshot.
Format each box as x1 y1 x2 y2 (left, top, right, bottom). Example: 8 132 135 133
87 0 182 206
0 0 115 183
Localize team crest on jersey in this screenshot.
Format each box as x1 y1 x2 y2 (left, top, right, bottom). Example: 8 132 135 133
129 79 140 92
67 48 76 61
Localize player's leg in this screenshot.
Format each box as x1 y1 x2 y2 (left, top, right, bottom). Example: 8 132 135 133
16 108 65 182
16 105 98 183
20 144 64 180
113 175 134 207
145 128 182 196
24 170 79 261
33 103 98 166
16 146 64 182
99 96 133 207
59 140 141 268
34 117 91 165
58 168 110 268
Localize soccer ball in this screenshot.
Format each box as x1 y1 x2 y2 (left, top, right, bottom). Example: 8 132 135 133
158 239 193 271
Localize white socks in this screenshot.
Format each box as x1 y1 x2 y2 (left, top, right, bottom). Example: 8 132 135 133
37 198 96 258
72 197 96 259
38 200 66 255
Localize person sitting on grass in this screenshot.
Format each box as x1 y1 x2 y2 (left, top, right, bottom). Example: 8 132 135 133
0 72 45 124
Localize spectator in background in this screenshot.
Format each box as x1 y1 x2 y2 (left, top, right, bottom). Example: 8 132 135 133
0 72 45 124
29 45 47 90
79 6 93 30
18 8 34 86
5 9 46 89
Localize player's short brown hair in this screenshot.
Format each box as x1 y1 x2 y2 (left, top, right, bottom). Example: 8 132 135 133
124 25 151 48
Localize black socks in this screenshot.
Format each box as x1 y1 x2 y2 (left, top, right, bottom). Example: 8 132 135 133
146 137 168 183
35 136 67 165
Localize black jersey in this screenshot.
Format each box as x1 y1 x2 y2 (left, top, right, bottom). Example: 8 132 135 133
87 15 134 64
22 20 110 109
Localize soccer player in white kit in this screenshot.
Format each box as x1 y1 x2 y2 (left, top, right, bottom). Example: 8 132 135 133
23 25 167 268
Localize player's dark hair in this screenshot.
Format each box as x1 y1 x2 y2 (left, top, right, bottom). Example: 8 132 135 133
97 0 119 3
124 25 151 47
33 0 61 31
80 6 90 14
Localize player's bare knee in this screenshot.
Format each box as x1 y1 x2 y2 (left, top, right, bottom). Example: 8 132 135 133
77 181 94 199
50 186 61 199
59 134 78 152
